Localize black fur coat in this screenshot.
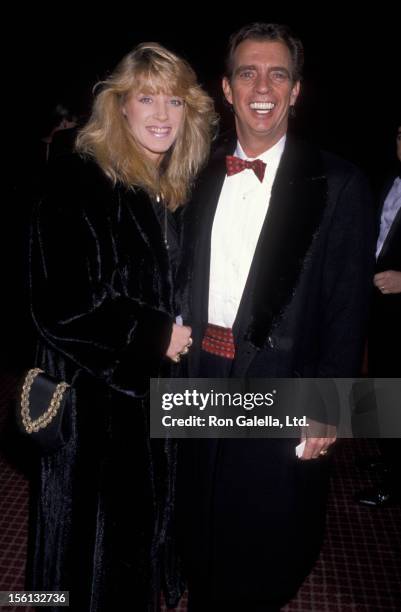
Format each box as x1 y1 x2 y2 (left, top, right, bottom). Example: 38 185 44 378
26 154 182 611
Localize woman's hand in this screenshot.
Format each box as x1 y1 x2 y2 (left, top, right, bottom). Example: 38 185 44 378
166 323 193 363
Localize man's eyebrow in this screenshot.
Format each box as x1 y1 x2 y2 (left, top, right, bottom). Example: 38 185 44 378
235 64 257 74
269 66 291 75
234 64 291 76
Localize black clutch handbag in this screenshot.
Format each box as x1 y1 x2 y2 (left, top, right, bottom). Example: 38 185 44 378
17 368 74 453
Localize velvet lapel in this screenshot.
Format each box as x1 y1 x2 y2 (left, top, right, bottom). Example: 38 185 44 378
179 140 233 375
183 140 234 329
234 138 328 358
122 186 175 313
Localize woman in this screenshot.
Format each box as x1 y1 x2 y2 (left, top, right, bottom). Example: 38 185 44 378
26 42 217 611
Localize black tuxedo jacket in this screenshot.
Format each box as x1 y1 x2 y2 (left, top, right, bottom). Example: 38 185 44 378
179 133 375 379
177 135 376 605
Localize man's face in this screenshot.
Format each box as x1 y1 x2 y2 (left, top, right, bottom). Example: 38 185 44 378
396 126 401 163
223 39 300 156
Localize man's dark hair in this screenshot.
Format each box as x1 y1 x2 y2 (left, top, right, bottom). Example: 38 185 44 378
225 22 304 82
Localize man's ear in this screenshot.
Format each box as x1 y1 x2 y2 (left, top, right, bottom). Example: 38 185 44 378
290 80 301 107
222 77 233 105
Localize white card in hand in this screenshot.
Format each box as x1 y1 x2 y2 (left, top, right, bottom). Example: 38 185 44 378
175 315 183 325
295 440 306 458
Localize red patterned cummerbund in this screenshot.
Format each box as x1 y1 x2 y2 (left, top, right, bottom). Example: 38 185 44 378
201 323 235 360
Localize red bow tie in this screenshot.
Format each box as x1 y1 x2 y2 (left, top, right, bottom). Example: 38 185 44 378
226 155 266 183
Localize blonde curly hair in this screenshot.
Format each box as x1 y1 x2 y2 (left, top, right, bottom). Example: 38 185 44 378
76 42 218 209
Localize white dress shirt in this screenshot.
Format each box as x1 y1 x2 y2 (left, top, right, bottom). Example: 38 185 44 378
208 136 286 328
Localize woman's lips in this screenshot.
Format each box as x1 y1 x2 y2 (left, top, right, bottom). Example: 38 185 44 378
146 126 172 138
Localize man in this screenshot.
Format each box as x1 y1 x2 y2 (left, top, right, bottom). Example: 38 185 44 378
178 23 374 611
357 124 401 506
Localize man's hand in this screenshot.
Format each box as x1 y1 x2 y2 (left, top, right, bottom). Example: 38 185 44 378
298 419 337 460
374 270 401 295
166 323 192 363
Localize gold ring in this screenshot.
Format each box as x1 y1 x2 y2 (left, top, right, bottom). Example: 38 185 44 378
187 337 193 347
319 449 328 456
172 354 181 363
180 346 189 356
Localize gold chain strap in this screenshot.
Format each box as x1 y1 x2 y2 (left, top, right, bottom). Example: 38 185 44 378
20 368 70 434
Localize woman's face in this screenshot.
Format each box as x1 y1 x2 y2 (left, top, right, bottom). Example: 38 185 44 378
123 91 185 163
